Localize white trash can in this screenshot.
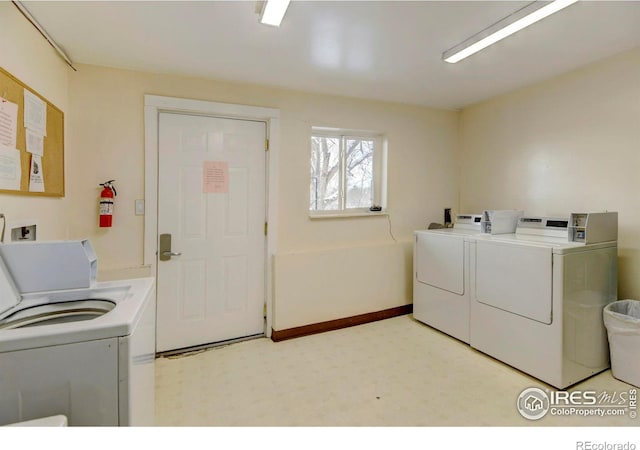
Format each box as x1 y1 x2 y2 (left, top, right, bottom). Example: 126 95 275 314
603 299 640 388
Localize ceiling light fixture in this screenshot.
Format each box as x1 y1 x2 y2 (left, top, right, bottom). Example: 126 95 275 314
260 0 291 27
442 0 579 64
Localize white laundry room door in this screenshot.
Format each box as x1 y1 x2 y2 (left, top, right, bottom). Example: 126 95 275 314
156 112 267 353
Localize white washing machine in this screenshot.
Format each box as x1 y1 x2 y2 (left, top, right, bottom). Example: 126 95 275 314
0 240 156 426
470 213 618 388
413 214 483 343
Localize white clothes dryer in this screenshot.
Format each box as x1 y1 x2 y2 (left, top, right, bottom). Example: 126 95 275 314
470 214 618 388
413 214 483 343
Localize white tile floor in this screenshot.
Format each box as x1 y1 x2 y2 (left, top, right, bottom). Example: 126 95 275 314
155 315 637 426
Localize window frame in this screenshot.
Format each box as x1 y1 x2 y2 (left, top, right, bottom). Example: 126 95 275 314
309 127 387 219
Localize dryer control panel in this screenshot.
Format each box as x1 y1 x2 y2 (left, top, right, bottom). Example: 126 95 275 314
516 217 569 239
453 214 482 230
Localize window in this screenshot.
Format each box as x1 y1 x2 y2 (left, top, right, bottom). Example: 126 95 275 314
309 128 386 216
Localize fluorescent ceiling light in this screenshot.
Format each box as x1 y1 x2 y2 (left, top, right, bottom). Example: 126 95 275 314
260 0 291 27
443 0 579 64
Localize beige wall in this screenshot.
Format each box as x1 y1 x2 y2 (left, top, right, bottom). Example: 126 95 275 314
0 3 70 240
274 242 412 329
67 64 460 328
460 48 640 300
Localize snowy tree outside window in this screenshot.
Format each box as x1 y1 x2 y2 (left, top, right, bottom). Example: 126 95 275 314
310 129 386 215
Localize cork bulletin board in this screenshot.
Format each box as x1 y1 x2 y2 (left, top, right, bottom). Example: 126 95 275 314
0 66 64 197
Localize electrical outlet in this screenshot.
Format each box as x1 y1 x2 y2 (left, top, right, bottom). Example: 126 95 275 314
11 224 36 241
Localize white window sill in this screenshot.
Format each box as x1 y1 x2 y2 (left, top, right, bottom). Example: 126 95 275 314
309 210 388 220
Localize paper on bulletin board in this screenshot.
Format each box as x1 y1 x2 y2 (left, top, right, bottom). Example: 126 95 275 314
26 128 45 156
203 161 229 193
29 154 45 192
0 98 18 148
0 143 21 191
23 88 47 137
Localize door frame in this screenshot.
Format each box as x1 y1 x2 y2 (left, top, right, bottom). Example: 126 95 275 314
143 95 280 339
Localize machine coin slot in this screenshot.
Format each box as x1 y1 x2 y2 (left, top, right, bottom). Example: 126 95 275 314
569 212 617 244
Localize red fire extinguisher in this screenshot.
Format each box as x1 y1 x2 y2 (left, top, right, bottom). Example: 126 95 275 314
99 180 116 228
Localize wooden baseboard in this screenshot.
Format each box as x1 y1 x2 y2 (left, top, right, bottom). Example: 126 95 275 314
271 304 413 342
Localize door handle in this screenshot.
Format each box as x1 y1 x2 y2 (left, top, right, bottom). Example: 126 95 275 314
159 233 181 261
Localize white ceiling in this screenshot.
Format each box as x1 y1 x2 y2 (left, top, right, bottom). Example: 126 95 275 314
19 0 640 110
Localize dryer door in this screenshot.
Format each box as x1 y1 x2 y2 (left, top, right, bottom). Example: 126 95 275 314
416 233 464 295
475 240 552 324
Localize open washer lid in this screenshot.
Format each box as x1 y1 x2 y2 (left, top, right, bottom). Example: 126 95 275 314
0 254 21 316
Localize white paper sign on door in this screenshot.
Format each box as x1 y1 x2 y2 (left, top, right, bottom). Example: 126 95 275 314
203 161 229 193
